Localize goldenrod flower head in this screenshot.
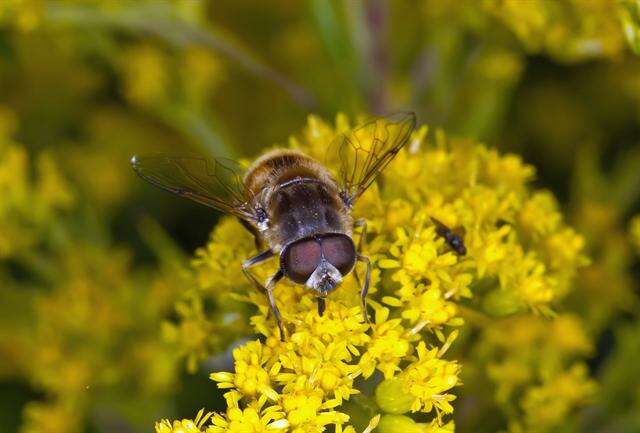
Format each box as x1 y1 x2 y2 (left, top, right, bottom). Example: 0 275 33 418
0 111 74 258
521 364 596 430
161 114 589 431
207 391 290 433
211 341 279 401
481 0 628 61
401 341 461 415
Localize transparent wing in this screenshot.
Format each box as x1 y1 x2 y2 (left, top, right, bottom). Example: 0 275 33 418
329 112 416 206
131 154 257 222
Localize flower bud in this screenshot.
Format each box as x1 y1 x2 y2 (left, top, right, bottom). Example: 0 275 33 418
377 415 424 433
375 378 414 414
482 288 525 317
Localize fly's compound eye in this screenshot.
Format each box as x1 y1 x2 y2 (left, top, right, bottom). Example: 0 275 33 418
282 239 322 284
321 235 356 276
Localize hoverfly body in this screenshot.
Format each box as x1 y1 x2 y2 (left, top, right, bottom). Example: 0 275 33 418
131 113 416 340
430 217 466 256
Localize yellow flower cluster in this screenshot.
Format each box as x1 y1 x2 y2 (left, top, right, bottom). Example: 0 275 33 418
479 314 596 432
120 44 224 112
424 0 633 62
163 217 257 372
156 116 585 432
0 107 181 433
158 114 589 432
482 0 627 61
18 243 180 433
0 107 74 259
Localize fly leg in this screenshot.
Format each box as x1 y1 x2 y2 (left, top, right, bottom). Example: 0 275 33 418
357 254 372 324
354 218 368 252
353 219 371 323
265 269 285 341
239 218 264 250
353 218 368 288
242 250 286 341
317 297 326 316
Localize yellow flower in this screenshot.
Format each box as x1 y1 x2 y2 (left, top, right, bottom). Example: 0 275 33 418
0 119 74 258
359 308 413 379
521 364 596 430
193 218 257 294
120 45 169 108
481 0 627 61
0 0 41 32
211 341 280 401
208 392 289 433
21 401 81 433
156 409 213 433
482 313 595 427
401 341 461 415
630 215 640 253
518 192 561 239
280 390 349 433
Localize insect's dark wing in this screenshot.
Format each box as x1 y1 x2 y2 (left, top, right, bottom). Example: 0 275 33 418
329 112 416 206
131 155 257 222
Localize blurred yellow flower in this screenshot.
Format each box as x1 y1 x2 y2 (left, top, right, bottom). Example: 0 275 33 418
482 0 627 61
0 108 74 258
630 215 640 253
521 364 596 430
0 0 41 32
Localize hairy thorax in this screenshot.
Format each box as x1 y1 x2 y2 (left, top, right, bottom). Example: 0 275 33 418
243 149 352 252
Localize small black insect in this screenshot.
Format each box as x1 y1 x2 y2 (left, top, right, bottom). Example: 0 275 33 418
430 217 467 256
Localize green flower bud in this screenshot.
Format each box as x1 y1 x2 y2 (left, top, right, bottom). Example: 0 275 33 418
482 288 525 317
377 415 424 433
375 378 414 414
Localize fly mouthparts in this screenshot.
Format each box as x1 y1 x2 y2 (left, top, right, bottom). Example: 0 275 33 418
319 276 338 295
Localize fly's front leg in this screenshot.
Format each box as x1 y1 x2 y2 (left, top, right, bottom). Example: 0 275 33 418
265 269 285 341
357 254 371 324
353 218 368 289
239 218 264 251
317 297 326 316
353 219 371 323
242 249 274 288
242 250 286 341
354 218 368 252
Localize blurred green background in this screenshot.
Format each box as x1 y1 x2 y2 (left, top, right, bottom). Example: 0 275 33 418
1 1 640 432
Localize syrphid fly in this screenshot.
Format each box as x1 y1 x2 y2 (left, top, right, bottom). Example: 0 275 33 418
131 113 416 340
